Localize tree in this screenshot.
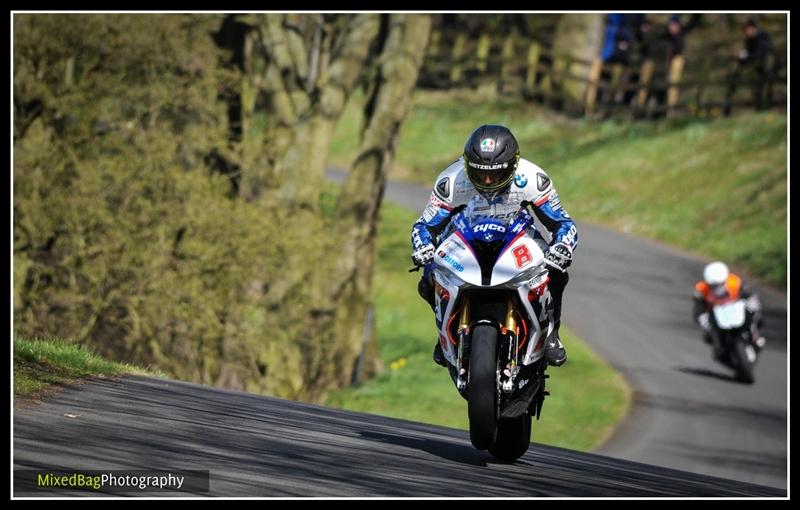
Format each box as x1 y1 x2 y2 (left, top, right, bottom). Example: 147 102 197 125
328 14 433 392
551 14 605 108
235 13 381 206
13 13 433 401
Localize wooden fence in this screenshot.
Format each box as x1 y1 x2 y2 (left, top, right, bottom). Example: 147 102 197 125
418 31 787 120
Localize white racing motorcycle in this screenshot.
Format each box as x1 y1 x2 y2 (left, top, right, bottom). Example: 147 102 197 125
414 204 556 461
709 299 758 384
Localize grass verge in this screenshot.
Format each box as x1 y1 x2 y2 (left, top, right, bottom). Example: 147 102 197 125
13 335 151 400
324 199 630 452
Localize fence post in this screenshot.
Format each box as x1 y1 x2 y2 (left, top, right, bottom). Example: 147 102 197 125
428 29 441 60
636 59 654 112
476 32 491 74
524 41 542 99
695 53 712 115
610 63 624 103
584 58 603 116
449 33 467 85
549 53 568 109
667 55 685 117
561 53 575 111
498 34 515 93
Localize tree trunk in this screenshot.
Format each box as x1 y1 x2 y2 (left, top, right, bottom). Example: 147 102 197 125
552 14 604 106
317 13 432 391
237 13 381 207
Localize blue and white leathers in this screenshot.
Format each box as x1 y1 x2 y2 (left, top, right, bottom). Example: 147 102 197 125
411 158 578 256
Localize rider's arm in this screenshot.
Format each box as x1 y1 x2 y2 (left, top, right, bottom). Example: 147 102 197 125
411 162 466 252
739 281 763 316
525 166 578 251
692 293 707 321
693 282 711 327
411 192 458 250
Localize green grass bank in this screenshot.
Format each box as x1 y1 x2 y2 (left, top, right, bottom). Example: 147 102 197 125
13 336 150 399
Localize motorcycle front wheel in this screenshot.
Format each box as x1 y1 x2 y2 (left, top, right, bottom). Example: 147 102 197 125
732 336 756 384
468 324 499 450
489 413 532 462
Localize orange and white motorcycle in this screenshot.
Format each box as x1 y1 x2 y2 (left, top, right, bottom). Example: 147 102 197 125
707 297 759 384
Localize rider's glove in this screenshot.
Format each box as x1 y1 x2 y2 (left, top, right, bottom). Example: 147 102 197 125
411 243 436 267
544 242 573 272
698 312 711 332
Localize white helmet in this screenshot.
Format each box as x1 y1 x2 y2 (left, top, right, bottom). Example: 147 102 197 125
703 261 729 286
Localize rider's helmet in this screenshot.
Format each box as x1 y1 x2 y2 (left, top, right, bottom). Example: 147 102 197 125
463 124 521 198
703 261 730 296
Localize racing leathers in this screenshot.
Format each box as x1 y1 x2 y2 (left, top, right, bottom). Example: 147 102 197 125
411 157 578 367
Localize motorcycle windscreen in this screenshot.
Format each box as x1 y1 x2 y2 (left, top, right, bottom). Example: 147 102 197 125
434 233 483 286
713 300 747 329
491 236 544 286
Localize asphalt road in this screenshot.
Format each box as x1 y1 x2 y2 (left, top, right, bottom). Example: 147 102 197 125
13 376 783 497
330 169 788 490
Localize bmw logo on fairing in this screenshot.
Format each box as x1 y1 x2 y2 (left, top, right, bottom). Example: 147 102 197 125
514 174 528 188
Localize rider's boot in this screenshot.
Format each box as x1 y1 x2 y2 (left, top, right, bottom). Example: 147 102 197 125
545 270 569 367
433 341 447 367
419 276 447 367
545 323 568 367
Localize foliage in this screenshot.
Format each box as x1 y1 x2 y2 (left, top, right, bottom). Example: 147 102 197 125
13 14 344 399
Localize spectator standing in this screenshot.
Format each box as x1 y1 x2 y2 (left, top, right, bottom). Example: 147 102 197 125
641 15 684 118
724 18 779 115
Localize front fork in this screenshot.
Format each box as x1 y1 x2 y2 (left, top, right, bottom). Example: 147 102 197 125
455 296 520 393
455 298 471 390
501 297 520 393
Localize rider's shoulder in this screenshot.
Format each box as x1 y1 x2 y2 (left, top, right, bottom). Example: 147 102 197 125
433 158 468 201
517 158 554 196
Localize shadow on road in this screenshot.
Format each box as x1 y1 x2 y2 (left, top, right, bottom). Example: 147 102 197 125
674 366 742 384
359 429 491 467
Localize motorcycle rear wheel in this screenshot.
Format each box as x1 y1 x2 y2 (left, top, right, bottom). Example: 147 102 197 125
468 324 499 450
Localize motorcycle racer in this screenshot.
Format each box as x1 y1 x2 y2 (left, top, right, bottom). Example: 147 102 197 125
693 261 767 351
411 124 578 368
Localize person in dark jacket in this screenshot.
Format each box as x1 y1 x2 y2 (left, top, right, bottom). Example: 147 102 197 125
724 18 779 115
642 15 684 118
